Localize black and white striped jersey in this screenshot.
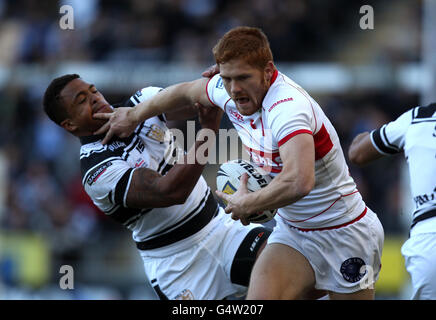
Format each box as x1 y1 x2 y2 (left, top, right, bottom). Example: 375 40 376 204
80 87 215 246
370 103 436 224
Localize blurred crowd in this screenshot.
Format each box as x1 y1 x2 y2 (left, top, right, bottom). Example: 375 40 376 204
0 0 421 65
0 0 422 298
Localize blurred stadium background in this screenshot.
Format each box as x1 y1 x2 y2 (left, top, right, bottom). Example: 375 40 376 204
0 0 433 299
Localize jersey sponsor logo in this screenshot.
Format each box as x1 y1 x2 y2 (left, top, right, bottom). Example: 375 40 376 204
108 141 126 152
174 289 194 300
244 146 282 173
216 77 224 89
229 109 244 122
268 97 293 112
86 161 113 185
414 192 436 208
340 257 366 283
134 158 145 168
146 124 165 142
249 231 265 252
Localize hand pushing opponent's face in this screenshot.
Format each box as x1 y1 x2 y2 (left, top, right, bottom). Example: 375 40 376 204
59 78 113 136
219 58 275 116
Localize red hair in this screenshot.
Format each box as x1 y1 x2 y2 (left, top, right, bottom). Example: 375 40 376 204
213 26 273 70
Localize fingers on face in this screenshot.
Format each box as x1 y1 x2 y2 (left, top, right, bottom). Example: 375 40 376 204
93 112 112 120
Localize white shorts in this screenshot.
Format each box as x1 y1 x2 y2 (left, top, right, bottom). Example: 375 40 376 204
268 207 384 293
138 208 270 300
401 216 436 300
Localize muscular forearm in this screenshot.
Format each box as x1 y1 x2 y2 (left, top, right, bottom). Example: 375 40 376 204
348 131 383 166
130 81 201 123
242 134 314 214
242 172 313 214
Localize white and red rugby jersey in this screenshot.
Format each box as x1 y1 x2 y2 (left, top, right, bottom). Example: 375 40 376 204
206 70 366 229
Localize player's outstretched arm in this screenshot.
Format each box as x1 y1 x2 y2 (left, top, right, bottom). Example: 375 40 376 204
93 78 212 144
348 131 384 166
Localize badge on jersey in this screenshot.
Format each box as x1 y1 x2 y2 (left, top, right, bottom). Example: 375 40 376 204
146 124 165 142
174 289 194 300
216 77 224 89
340 257 366 283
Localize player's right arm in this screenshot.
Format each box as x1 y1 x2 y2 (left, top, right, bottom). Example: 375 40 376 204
127 101 221 208
349 108 412 166
348 132 384 166
126 133 208 208
94 78 212 144
89 102 222 212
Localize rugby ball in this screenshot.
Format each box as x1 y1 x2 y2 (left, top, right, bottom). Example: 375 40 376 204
216 159 277 223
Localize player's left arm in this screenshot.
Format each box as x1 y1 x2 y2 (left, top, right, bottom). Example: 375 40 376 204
164 104 198 121
348 131 384 166
246 133 315 210
217 133 315 224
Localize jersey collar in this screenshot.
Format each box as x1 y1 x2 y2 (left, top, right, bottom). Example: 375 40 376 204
270 69 278 85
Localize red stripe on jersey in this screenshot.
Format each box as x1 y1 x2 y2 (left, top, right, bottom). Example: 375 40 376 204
290 207 367 232
278 129 312 147
270 69 279 85
313 124 333 160
205 77 219 107
279 190 361 224
260 117 265 136
223 98 232 114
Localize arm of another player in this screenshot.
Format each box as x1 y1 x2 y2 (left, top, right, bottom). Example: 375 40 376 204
126 103 222 208
161 65 220 121
217 133 315 224
348 131 384 167
93 78 212 144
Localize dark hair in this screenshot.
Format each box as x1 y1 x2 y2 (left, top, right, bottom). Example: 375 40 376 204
43 74 80 125
213 26 273 70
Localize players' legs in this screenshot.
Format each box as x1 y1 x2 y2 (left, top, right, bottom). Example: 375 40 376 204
402 232 436 299
328 289 374 300
229 225 272 287
246 243 316 300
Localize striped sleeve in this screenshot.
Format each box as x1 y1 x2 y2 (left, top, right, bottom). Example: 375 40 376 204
129 87 166 123
266 90 314 146
205 74 229 110
370 108 413 155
